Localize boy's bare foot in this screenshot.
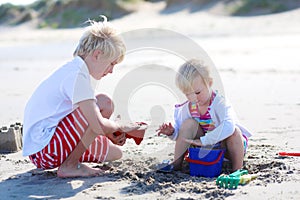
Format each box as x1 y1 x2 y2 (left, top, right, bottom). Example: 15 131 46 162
57 163 104 178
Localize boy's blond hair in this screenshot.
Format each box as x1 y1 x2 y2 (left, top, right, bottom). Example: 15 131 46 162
73 15 126 63
175 59 212 94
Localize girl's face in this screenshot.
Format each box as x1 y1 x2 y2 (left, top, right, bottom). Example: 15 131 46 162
185 75 212 106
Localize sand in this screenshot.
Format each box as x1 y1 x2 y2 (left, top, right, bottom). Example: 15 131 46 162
0 1 299 199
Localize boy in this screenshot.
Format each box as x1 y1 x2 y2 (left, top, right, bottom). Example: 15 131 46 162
23 16 139 178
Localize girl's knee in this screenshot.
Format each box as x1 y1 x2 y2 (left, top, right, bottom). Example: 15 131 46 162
179 118 201 137
181 118 198 129
226 127 243 143
231 127 243 138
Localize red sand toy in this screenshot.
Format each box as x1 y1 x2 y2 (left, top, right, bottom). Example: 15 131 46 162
278 152 300 157
113 122 148 145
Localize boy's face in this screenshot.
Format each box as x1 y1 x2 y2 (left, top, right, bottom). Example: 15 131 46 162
185 75 212 106
91 51 119 80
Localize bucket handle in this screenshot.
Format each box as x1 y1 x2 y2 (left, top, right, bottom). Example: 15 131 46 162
185 150 224 166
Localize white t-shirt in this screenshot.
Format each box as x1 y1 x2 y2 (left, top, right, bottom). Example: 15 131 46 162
22 56 96 156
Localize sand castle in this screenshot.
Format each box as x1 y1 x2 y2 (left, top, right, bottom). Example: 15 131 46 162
0 122 22 153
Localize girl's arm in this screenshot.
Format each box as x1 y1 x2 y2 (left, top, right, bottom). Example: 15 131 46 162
200 97 236 146
200 119 235 146
156 122 174 136
170 101 191 140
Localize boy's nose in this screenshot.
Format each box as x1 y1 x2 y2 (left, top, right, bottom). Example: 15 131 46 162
108 66 114 73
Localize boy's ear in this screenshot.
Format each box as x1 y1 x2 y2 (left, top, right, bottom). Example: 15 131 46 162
209 78 213 87
92 49 103 60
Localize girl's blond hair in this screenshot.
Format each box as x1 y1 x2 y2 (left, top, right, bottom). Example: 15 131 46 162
175 59 212 94
73 15 126 63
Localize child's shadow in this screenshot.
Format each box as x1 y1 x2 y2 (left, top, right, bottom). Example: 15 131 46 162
0 167 118 199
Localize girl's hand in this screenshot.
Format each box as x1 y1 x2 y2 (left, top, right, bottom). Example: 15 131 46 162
156 122 174 136
184 138 203 146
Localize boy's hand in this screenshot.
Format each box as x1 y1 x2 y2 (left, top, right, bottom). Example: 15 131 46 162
115 115 141 133
156 122 174 136
107 132 126 146
184 138 203 146
118 122 140 132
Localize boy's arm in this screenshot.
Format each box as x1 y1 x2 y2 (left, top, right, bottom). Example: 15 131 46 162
78 99 119 135
78 99 137 136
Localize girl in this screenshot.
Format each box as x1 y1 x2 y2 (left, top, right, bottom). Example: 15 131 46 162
157 59 252 172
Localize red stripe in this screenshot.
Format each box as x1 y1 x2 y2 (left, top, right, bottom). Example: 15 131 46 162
29 108 110 169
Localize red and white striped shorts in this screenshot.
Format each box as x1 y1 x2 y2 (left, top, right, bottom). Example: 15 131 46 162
29 108 110 169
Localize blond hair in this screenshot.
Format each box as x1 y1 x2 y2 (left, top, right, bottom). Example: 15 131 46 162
73 15 126 63
175 59 212 94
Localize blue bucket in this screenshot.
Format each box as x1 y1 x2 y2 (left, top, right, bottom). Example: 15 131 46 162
185 147 225 178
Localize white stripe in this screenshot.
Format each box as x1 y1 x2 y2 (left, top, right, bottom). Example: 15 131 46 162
58 126 73 152
93 141 97 162
44 160 54 168
55 131 64 164
31 154 38 166
87 145 91 161
72 112 85 135
33 158 38 167
41 155 48 167
100 137 104 161
48 143 51 153
79 153 84 162
77 109 88 126
104 138 109 161
54 140 57 156
65 116 81 141
45 154 55 162
71 112 84 135
65 149 68 159
61 120 77 146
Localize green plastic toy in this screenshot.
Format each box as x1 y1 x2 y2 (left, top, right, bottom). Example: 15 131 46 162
216 169 249 189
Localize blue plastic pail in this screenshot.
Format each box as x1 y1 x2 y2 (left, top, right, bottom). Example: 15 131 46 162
185 147 225 177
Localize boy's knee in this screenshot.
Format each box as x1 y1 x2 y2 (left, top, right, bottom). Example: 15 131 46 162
112 148 123 160
96 94 114 118
106 144 123 161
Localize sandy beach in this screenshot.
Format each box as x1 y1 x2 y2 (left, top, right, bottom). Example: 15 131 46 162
0 1 300 199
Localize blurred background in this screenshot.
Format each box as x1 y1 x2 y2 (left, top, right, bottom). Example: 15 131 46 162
1 0 300 28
